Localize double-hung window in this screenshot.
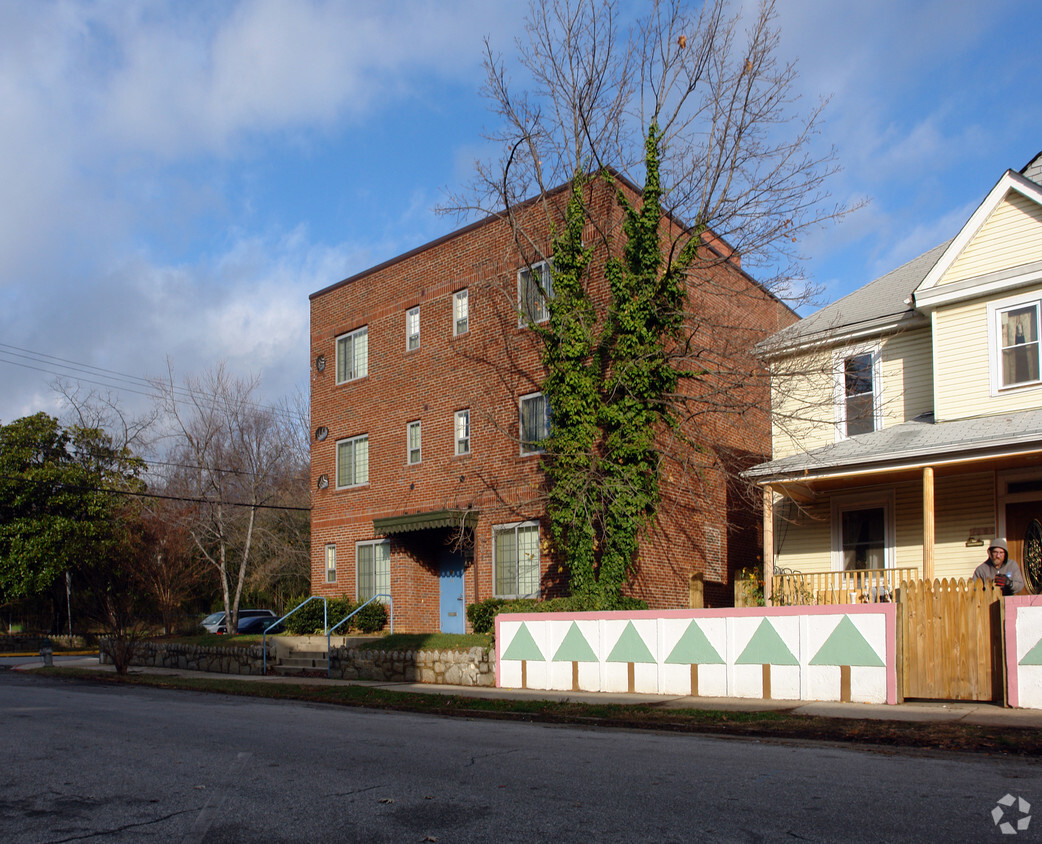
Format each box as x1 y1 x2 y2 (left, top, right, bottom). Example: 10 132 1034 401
336 434 369 488
356 539 390 602
493 521 540 598
407 420 421 465
518 261 553 324
992 299 1041 389
453 290 469 335
519 392 550 454
834 346 880 439
454 409 470 455
831 491 894 572
336 326 368 383
406 306 420 351
325 544 337 583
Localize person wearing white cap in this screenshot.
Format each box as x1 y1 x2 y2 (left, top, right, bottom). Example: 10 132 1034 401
972 538 1024 595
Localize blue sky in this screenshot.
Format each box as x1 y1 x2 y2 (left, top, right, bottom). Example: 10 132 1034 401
0 0 1039 425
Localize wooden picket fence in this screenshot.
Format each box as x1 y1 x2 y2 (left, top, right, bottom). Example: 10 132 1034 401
897 577 1004 702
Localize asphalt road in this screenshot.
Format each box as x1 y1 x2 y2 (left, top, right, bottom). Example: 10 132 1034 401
1 669 1040 843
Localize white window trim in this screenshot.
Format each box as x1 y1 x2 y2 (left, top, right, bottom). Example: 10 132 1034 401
335 434 369 489
407 420 421 465
453 289 469 336
325 544 337 584
517 260 553 326
454 409 470 456
492 520 541 599
356 539 391 603
987 293 1042 395
406 306 420 351
335 325 368 384
519 391 550 455
830 489 896 572
832 342 882 442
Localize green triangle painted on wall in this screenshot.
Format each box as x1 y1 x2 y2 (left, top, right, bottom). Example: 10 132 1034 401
736 619 798 666
665 621 724 665
809 615 884 667
607 621 656 664
502 623 544 661
552 622 598 662
1020 636 1042 666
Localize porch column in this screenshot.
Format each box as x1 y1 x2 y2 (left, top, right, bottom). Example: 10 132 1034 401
762 484 774 604
922 466 935 582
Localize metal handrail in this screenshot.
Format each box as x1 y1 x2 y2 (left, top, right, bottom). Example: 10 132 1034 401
262 596 327 675
325 594 394 678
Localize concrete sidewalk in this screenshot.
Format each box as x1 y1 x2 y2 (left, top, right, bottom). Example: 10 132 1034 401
12 654 1042 731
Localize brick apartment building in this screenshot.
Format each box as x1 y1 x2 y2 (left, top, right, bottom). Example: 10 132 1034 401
309 174 795 632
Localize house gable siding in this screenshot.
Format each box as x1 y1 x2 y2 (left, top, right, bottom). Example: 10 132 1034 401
939 192 1042 286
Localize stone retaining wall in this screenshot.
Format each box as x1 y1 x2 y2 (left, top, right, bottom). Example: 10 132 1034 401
102 640 496 686
330 646 495 686
101 640 269 675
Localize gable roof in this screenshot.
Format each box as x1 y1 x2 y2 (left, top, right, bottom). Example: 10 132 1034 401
913 169 1042 311
756 241 948 358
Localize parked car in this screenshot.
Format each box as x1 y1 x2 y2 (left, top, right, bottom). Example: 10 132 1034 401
233 615 283 635
201 609 277 634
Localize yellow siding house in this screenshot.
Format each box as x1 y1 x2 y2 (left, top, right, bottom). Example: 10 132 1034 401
747 152 1042 601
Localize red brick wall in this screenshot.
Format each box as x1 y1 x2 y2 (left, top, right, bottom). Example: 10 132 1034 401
309 176 794 630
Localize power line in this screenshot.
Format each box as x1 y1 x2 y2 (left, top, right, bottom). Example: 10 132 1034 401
0 472 311 512
0 342 307 422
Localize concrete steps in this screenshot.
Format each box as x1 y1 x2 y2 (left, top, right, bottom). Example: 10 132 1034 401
269 634 382 676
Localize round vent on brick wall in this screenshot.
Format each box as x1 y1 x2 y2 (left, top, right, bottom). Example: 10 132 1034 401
315 426 328 441
315 354 326 372
317 474 329 490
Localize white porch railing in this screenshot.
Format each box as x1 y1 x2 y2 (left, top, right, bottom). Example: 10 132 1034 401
771 567 920 605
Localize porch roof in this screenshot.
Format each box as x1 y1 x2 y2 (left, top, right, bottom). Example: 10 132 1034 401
745 408 1042 484
373 508 479 535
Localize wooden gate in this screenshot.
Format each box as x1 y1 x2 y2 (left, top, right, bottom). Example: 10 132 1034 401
897 578 1004 702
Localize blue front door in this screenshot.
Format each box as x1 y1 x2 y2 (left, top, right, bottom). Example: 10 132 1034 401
439 550 465 634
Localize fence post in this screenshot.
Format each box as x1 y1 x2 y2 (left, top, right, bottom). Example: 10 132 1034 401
894 581 905 703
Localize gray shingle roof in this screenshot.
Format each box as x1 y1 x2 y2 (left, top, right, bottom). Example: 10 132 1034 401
758 241 951 356
745 408 1042 482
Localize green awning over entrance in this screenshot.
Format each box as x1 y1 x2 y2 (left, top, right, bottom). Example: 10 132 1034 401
373 509 479 535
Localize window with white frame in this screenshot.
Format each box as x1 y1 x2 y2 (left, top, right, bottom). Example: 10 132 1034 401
518 261 553 324
454 409 470 455
831 491 894 572
356 539 390 602
453 289 469 335
493 521 540 598
407 420 421 464
406 306 420 351
336 326 368 383
325 544 337 583
834 346 880 439
519 392 550 454
991 298 1041 390
336 434 369 488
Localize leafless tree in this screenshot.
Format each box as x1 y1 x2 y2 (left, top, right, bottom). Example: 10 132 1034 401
153 364 305 633
449 0 849 300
